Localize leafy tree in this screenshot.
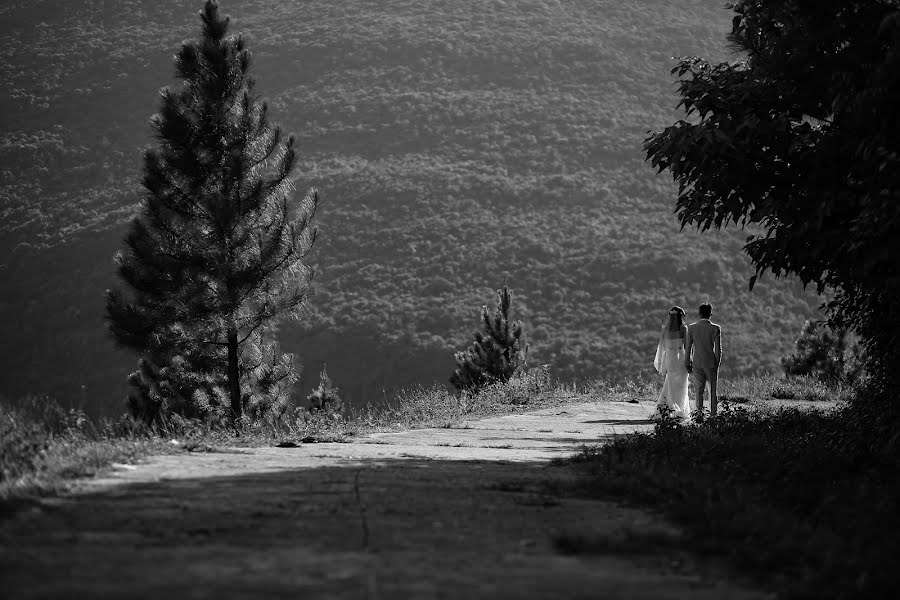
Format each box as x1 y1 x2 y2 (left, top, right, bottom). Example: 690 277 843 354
644 0 900 393
451 286 529 392
781 320 866 384
106 0 319 423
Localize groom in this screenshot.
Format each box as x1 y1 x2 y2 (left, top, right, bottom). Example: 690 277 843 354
685 302 723 419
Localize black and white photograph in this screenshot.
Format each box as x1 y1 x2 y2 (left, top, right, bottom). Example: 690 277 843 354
1 1 898 598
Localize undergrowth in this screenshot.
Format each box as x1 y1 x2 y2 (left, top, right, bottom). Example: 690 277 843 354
0 396 169 502
560 379 898 600
0 367 563 500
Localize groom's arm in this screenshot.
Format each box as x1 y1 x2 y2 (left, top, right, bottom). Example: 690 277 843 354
714 326 722 367
684 326 693 371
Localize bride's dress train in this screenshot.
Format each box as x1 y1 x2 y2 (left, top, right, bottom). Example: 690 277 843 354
654 336 691 418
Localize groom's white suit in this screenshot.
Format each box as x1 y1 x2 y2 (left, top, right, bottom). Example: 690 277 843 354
685 317 723 416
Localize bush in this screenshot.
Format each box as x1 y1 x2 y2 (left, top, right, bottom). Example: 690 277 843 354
564 383 899 599
781 319 866 384
0 395 159 499
306 365 344 416
0 401 49 484
450 286 529 393
462 365 551 410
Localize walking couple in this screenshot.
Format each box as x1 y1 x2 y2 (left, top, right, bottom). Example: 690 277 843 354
653 303 722 421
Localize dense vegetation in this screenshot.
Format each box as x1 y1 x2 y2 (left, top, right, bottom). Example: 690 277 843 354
780 320 865 384
563 392 898 600
1 1 819 417
645 0 900 396
0 395 165 501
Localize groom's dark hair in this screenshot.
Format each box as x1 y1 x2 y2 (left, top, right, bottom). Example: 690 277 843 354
699 303 713 319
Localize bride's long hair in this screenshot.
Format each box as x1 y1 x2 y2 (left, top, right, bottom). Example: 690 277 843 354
667 306 685 333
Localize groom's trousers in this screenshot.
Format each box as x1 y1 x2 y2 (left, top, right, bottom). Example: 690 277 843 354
692 366 719 415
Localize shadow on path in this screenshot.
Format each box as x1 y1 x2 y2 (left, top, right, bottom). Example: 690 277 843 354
583 419 656 425
0 454 767 600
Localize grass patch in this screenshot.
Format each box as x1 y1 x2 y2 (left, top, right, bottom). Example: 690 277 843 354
217 367 591 446
0 369 598 503
718 373 850 405
560 378 899 599
1 396 170 503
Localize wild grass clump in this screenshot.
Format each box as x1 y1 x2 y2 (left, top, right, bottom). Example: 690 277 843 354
365 384 466 430
719 373 849 404
0 396 166 501
181 366 575 445
259 367 557 441
562 379 898 599
581 375 658 403
457 366 554 412
1 401 50 484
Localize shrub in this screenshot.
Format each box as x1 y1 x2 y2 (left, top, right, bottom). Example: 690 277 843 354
564 384 899 599
306 365 343 416
0 401 49 484
781 319 866 384
0 395 159 499
450 286 528 393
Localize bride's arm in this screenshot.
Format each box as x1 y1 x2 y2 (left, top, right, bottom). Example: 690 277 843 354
653 323 667 374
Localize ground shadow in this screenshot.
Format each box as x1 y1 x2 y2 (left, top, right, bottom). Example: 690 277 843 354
478 435 631 447
582 419 656 425
0 454 759 600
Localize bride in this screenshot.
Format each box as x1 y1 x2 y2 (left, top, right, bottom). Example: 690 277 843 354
653 306 691 418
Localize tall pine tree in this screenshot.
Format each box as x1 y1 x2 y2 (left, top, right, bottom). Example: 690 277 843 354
106 0 318 423
451 286 528 393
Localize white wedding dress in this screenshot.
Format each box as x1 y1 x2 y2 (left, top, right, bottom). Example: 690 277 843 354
653 326 691 418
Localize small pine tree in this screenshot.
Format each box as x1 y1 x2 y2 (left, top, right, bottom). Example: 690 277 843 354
106 1 318 423
451 286 529 392
125 332 224 423
306 364 343 415
781 319 866 384
241 331 298 422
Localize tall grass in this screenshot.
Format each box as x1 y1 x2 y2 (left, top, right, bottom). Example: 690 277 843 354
0 368 566 497
0 396 168 501
559 378 898 600
201 366 565 443
718 373 852 404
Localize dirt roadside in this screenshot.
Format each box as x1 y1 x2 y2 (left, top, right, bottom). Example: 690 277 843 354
0 399 770 599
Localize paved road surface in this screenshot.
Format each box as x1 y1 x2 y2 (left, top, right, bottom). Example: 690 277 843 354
0 400 769 599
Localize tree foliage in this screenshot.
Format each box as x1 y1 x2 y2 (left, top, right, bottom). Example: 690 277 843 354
451 286 528 393
645 0 900 391
306 364 343 416
105 0 318 423
781 320 866 384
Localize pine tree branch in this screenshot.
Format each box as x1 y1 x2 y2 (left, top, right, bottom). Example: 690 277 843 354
237 316 268 346
201 339 230 347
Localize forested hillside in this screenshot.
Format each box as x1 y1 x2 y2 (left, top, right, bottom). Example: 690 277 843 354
0 0 819 417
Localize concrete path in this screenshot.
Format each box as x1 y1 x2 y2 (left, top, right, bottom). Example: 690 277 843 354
0 399 769 599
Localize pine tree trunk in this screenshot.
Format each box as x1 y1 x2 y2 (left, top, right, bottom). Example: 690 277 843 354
227 325 242 422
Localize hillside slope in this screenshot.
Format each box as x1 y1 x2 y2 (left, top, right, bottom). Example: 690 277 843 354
0 0 818 417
